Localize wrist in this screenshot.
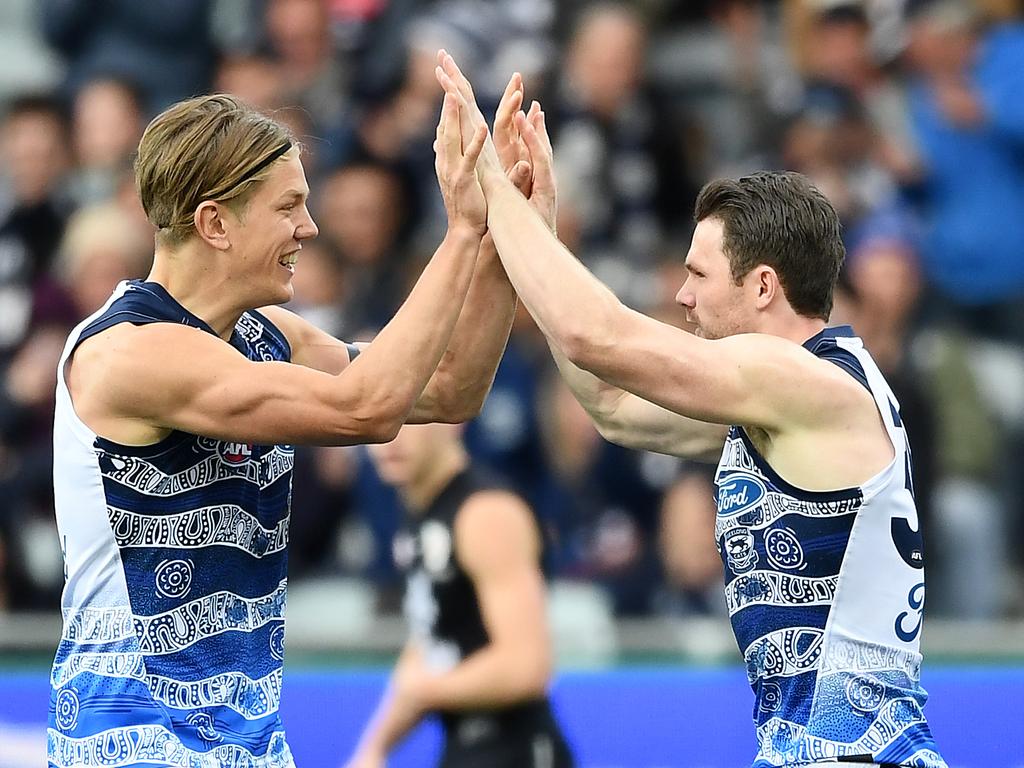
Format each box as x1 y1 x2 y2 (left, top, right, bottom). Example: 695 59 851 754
479 165 510 198
445 222 486 246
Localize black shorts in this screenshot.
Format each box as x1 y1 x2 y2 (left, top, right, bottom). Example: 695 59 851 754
438 701 574 768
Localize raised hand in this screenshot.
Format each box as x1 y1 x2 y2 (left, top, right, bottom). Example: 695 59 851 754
434 51 503 185
493 73 530 190
514 103 557 234
433 91 488 236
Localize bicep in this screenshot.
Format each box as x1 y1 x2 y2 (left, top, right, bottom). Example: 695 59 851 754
94 324 387 445
592 310 841 432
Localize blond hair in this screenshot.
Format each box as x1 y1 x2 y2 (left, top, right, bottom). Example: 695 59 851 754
134 94 294 246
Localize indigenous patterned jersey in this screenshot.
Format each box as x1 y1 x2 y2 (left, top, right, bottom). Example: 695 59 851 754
714 326 945 768
49 281 295 768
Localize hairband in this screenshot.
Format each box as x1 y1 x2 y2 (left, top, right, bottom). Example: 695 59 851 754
220 140 293 194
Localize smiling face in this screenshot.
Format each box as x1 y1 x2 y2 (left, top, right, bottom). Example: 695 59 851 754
221 149 319 306
677 218 757 340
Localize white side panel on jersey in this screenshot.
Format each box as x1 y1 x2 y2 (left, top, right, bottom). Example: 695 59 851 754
52 283 134 620
815 338 925 693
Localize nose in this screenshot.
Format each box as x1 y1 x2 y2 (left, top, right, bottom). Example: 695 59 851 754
676 278 695 309
296 206 319 240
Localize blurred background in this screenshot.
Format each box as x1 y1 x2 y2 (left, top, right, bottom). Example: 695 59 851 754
0 0 1022 765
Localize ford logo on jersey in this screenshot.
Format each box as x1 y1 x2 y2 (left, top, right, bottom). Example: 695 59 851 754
717 473 767 516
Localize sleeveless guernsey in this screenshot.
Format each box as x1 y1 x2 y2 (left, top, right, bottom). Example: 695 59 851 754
49 280 296 768
714 326 945 768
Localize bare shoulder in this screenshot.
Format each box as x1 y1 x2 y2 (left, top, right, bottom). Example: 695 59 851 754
70 322 210 388
454 490 540 573
68 322 219 440
723 332 873 429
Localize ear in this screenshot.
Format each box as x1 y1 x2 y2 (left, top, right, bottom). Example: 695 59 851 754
194 201 232 251
753 265 779 310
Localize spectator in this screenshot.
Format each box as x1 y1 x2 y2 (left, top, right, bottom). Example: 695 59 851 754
67 76 145 207
657 465 726 617
905 0 1024 342
316 162 417 333
549 3 695 309
39 0 216 112
264 0 349 136
0 95 71 360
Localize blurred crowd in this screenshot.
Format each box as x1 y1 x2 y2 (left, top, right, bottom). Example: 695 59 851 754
0 0 1022 622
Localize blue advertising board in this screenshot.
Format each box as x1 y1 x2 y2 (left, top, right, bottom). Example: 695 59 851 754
2 666 1021 767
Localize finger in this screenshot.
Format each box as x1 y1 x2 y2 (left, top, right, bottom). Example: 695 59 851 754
495 83 524 135
439 93 461 168
516 111 550 176
527 99 541 122
532 109 554 159
441 52 485 121
460 123 489 176
514 110 530 163
494 79 524 168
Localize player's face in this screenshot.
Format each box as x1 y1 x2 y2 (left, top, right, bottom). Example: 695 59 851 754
227 151 319 306
676 218 752 339
369 423 458 487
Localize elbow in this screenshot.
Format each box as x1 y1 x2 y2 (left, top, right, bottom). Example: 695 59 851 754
558 305 622 374
507 644 552 701
517 653 553 700
428 368 488 424
559 326 600 371
342 391 408 444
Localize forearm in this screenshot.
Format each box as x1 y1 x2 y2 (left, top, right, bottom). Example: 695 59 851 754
419 644 548 712
408 234 517 423
482 175 622 363
346 227 481 428
356 649 427 756
356 689 424 757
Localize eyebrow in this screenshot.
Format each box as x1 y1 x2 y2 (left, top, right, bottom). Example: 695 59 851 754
277 189 309 204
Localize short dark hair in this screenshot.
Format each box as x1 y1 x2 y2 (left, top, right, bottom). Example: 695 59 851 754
693 171 845 320
2 93 67 126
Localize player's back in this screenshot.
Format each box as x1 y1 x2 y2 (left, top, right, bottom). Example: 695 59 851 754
714 326 946 768
49 280 296 767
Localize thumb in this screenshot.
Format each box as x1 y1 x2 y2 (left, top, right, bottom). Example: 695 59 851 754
508 159 532 193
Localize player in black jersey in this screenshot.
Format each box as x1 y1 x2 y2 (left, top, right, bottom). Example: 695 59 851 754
347 422 574 768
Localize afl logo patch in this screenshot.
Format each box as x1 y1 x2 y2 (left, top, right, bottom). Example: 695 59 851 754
717 473 767 516
219 441 253 465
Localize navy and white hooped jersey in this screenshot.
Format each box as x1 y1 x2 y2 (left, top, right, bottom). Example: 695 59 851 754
714 326 946 768
49 281 296 768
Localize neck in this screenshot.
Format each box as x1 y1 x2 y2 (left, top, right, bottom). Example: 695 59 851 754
400 446 469 513
148 244 247 340
759 310 828 347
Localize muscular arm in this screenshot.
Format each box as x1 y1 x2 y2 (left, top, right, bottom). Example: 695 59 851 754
405 233 516 423
547 340 727 459
71 225 482 447
433 54 860 436
417 491 552 710
260 230 516 426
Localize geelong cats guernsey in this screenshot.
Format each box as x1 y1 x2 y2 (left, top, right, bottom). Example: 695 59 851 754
49 280 296 767
714 326 945 768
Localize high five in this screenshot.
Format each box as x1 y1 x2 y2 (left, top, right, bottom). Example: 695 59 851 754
434 51 945 768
